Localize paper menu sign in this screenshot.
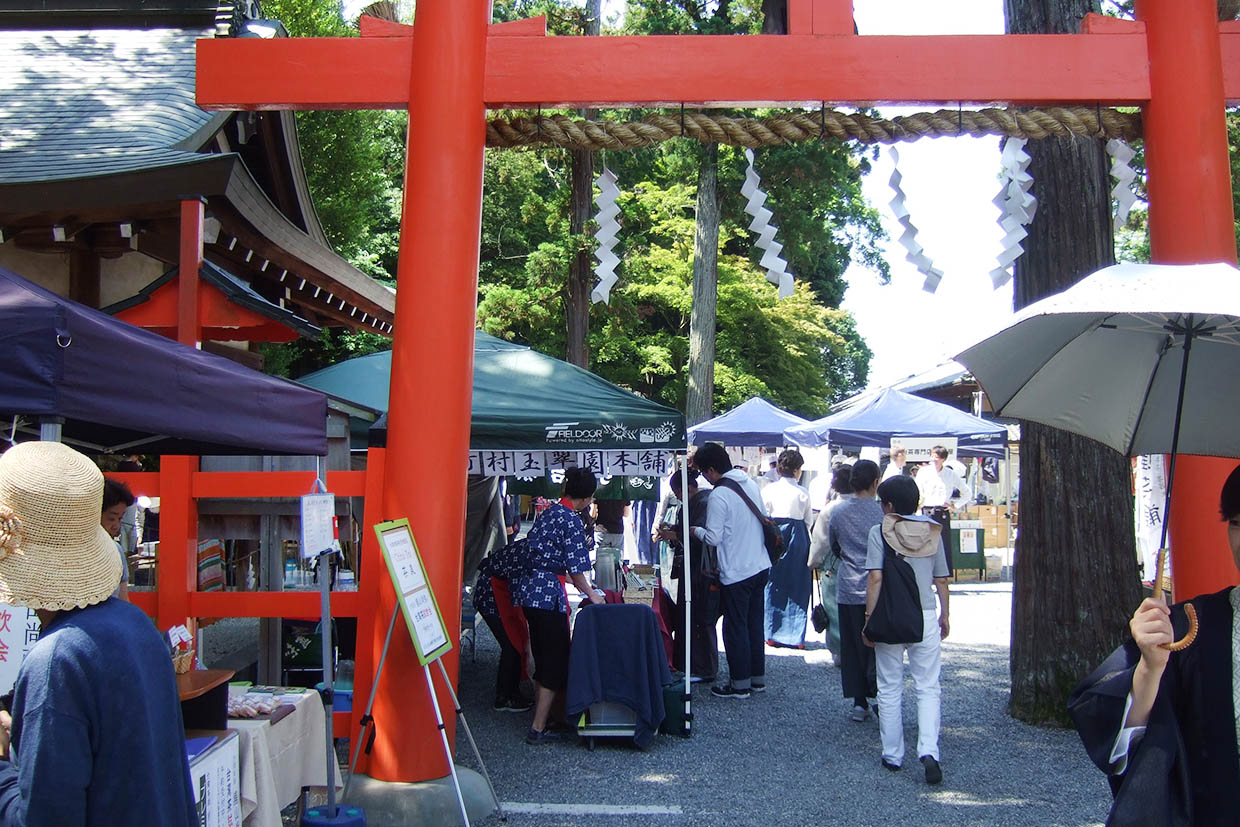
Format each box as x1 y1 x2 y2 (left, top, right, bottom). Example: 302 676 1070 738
0 605 41 696
374 519 452 666
300 493 336 560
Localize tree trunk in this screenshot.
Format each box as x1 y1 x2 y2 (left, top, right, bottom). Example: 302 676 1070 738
564 0 601 368
687 143 720 425
1004 0 1142 726
761 0 786 34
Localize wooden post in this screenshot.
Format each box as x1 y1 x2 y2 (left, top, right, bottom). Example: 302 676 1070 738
177 198 204 348
157 456 195 630
1136 0 1240 599
370 0 489 782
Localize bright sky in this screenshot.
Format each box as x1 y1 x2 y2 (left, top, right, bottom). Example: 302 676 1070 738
844 0 1012 388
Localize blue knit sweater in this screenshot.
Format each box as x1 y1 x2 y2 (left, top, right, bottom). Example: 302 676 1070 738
0 599 197 826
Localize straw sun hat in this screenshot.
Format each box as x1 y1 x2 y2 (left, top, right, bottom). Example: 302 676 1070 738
0 442 122 610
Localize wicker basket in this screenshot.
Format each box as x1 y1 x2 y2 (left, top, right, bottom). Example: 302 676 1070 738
172 650 194 674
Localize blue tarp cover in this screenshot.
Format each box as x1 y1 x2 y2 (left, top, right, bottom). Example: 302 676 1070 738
783 388 1007 458
0 265 328 456
688 397 809 447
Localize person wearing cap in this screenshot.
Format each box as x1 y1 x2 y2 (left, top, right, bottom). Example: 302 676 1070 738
863 475 950 785
0 442 197 826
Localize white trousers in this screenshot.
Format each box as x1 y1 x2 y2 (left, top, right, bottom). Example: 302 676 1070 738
874 608 942 765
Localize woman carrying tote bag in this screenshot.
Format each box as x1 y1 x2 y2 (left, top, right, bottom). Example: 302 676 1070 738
862 475 951 786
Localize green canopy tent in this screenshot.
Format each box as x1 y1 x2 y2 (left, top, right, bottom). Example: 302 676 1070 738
298 332 685 455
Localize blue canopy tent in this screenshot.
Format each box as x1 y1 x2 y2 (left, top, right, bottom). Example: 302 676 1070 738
687 397 810 446
0 265 328 456
783 387 1007 458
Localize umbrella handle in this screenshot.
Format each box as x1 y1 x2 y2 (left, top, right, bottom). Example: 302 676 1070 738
1155 548 1198 651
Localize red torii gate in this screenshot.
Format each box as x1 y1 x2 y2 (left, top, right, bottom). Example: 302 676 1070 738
197 0 1238 782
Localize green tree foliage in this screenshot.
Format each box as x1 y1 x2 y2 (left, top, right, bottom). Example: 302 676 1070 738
477 141 874 417
261 0 404 284
266 0 884 412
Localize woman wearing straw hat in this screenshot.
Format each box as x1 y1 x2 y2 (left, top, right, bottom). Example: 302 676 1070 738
0 441 197 825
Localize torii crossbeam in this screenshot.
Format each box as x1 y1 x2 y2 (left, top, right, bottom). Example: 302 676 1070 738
197 0 1238 782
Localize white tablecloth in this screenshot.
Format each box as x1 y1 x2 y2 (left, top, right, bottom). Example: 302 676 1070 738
227 691 344 827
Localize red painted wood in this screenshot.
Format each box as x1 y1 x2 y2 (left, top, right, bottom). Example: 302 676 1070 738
1079 13 1144 34
190 590 360 618
366 0 486 782
191 470 367 499
1137 0 1240 601
130 592 157 616
109 471 159 496
114 279 299 343
196 32 1152 111
157 456 195 630
177 200 204 347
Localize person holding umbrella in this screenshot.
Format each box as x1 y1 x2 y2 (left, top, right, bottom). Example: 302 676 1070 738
1069 463 1240 824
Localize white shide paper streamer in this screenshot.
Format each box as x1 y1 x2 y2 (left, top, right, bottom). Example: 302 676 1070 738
741 149 795 299
887 146 944 294
1107 139 1138 230
591 167 622 304
988 137 1037 290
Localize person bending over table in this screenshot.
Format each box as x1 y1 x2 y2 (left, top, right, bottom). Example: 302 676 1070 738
512 467 605 744
1069 462 1240 825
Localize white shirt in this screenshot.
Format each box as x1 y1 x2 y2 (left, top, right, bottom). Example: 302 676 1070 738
762 476 813 530
692 469 771 586
881 461 905 482
916 462 971 510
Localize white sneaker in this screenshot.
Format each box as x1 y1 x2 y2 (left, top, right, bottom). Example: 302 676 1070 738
850 705 869 722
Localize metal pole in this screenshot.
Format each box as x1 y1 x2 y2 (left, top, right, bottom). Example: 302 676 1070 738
435 658 505 821
316 457 337 818
679 453 692 734
1155 320 1195 593
424 663 470 826
343 607 398 801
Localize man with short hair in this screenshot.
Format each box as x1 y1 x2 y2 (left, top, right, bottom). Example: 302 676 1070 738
881 446 907 481
915 445 970 576
690 443 772 699
0 441 197 825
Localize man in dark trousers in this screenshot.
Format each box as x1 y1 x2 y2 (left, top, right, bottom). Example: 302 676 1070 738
0 441 197 826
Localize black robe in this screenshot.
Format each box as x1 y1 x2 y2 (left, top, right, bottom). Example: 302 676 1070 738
1068 587 1238 826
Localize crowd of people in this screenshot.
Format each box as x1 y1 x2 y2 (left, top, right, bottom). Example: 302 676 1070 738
471 443 959 784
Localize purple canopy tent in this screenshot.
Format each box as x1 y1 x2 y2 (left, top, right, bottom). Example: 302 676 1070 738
0 265 327 456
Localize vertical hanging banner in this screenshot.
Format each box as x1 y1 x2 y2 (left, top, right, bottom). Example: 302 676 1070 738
591 167 622 303
1133 455 1167 582
887 146 944 294
0 605 40 696
741 148 795 298
374 519 452 666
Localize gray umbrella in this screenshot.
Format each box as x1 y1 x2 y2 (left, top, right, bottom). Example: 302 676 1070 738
956 261 1240 648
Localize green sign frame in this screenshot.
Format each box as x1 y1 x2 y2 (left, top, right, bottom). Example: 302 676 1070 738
373 518 453 666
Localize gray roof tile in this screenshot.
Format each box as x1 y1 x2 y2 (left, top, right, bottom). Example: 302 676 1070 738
0 26 217 182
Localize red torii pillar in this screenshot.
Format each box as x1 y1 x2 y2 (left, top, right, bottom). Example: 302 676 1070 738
196 0 1239 782
1137 0 1240 601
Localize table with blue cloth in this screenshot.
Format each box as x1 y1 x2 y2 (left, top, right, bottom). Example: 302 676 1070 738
565 603 672 748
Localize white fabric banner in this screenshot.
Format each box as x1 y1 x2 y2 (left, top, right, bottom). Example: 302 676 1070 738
468 450 673 477
1133 455 1167 581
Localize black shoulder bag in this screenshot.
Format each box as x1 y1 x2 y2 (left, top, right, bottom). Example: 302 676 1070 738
715 477 784 565
863 541 924 645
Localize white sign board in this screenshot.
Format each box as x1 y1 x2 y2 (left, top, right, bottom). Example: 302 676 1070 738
891 437 958 464
189 730 242 827
0 605 40 696
299 493 335 560
375 520 452 666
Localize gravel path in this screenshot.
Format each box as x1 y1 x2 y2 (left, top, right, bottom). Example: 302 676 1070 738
454 583 1111 827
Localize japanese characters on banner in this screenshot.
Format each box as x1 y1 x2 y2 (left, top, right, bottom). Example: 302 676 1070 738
0 605 41 695
466 449 672 478
1134 455 1167 582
